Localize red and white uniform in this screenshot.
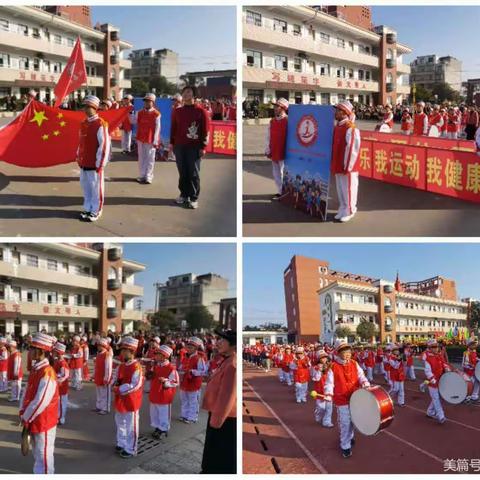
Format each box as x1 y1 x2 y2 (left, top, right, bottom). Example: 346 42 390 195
69 345 83 390
424 351 450 422
289 355 311 402
404 346 416 380
81 341 90 381
0 344 8 392
20 358 59 474
331 118 361 219
133 108 161 183
179 353 207 422
383 350 393 388
428 112 444 134
149 360 180 432
121 105 135 152
94 349 113 413
382 111 394 131
389 355 405 406
413 112 428 136
446 113 459 139
324 357 370 450
114 359 144 455
278 351 294 385
375 347 385 375
77 114 110 215
363 349 375 381
53 356 70 424
7 348 23 401
401 112 413 134
142 347 158 393
463 349 479 401
311 365 333 427
265 115 288 194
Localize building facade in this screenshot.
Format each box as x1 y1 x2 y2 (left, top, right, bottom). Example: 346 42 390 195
410 55 462 92
219 297 237 331
465 78 480 106
0 243 145 336
243 5 411 106
243 330 288 346
130 48 179 85
184 69 237 99
0 6 132 102
318 280 468 344
155 273 230 323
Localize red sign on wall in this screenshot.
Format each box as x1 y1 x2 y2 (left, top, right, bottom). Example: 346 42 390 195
206 121 236 156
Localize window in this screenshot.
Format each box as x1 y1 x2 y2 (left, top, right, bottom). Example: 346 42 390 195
348 68 354 79
84 295 90 306
320 32 330 44
358 70 364 81
349 41 354 51
33 58 40 72
319 63 330 76
246 49 262 68
320 93 330 105
337 37 345 48
47 259 58 271
26 288 39 303
26 254 38 267
273 19 287 33
0 53 10 68
75 294 83 306
62 261 69 273
365 71 371 81
62 293 69 305
308 60 316 74
53 62 62 73
246 10 262 27
19 57 29 70
336 67 346 78
43 60 50 73
293 57 302 73
54 34 62 45
32 27 40 38
47 292 57 304
0 284 4 300
274 55 288 71
0 19 9 31
18 24 28 36
293 24 301 36
67 37 74 47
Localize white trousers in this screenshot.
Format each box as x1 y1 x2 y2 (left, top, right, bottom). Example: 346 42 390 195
180 390 201 422
337 405 354 450
150 403 172 432
58 394 68 424
366 366 373 382
137 141 156 182
401 130 411 136
427 387 445 421
282 371 293 386
71 369 82 390
32 427 56 474
295 382 308 402
9 379 21 401
122 130 132 152
96 385 111 412
79 169 104 214
335 172 359 218
115 411 140 455
272 160 284 194
314 399 334 427
447 132 458 139
278 369 285 383
467 377 480 401
144 379 151 393
375 362 385 375
405 365 416 380
0 371 8 391
391 381 405 405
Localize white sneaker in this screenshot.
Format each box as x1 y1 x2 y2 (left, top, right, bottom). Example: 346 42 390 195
188 200 199 209
175 196 186 204
334 212 343 220
339 214 355 223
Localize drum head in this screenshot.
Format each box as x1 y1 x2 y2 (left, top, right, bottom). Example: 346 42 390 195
439 372 468 404
379 124 391 133
428 125 440 137
350 388 380 436
475 363 480 382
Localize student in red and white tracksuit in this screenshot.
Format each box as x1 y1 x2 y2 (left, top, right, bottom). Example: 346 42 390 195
388 346 405 407
375 346 385 376
0 338 8 392
383 345 393 389
440 108 448 138
121 94 135 154
265 97 288 200
20 333 58 474
413 101 428 136
143 337 160 394
423 340 451 424
324 340 370 458
462 338 479 402
113 336 144 458
132 92 161 184
363 346 375 382
380 105 394 132
81 336 90 381
149 344 179 438
446 108 459 139
401 108 413 135
428 106 444 136
331 100 361 223
94 338 113 414
77 95 111 222
179 337 207 423
69 336 84 390
290 347 311 403
404 343 416 380
279 347 294 386
311 350 333 427
7 340 22 402
53 342 70 424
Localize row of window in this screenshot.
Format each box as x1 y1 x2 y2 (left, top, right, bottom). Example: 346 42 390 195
396 317 462 328
397 301 464 314
336 292 375 304
0 285 92 306
245 10 374 56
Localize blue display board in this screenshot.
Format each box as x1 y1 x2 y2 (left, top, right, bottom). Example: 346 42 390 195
133 97 173 144
280 105 335 221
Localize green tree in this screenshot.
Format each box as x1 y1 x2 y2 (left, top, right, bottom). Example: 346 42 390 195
149 76 177 96
259 322 286 331
179 74 198 89
356 319 377 342
131 78 150 97
185 305 215 331
150 310 180 332
414 84 433 103
469 301 480 331
431 82 460 103
335 326 351 339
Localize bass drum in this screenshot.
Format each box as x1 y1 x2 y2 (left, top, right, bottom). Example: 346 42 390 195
428 125 440 138
475 363 480 382
349 386 394 436
438 371 468 404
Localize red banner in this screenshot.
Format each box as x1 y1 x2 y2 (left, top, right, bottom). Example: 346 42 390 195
206 120 236 156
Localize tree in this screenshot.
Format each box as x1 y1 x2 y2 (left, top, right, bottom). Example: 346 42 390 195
414 84 433 103
149 76 177 96
469 301 480 331
259 322 286 331
150 310 180 332
431 82 461 103
185 305 215 331
335 326 351 339
356 319 377 342
131 78 150 97
179 74 199 89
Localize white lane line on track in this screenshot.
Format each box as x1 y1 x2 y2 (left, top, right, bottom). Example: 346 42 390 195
381 430 444 464
244 380 329 474
403 385 480 407
404 404 480 433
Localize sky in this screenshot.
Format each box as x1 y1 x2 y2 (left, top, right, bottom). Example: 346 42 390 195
371 6 480 81
121 243 236 310
91 6 236 74
243 243 480 327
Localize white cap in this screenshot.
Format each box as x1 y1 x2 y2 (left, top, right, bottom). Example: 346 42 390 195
84 95 100 109
427 339 438 347
296 346 304 354
101 99 112 109
53 342 66 354
335 100 354 117
31 333 55 352
187 336 203 349
173 93 182 101
144 93 156 102
158 345 173 358
28 89 37 97
123 94 133 101
273 97 289 111
120 336 139 352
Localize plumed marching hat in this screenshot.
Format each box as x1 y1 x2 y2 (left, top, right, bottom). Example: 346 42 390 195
84 95 100 109
31 332 55 352
273 97 289 111
157 345 173 358
53 342 66 354
144 92 156 102
187 336 204 349
97 338 110 349
335 100 354 117
334 338 351 353
7 339 17 348
317 349 329 359
119 336 139 352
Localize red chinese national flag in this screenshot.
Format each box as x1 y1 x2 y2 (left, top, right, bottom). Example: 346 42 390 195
53 37 87 108
0 100 128 168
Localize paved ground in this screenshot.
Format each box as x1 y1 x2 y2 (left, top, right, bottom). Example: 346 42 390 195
243 121 480 237
0 354 207 474
243 362 480 474
0 117 236 237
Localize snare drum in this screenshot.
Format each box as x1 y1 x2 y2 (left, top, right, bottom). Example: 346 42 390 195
378 124 392 133
428 125 440 138
475 363 480 382
349 385 394 436
438 371 468 404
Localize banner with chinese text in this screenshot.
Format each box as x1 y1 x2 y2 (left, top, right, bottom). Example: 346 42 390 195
281 105 335 221
206 121 236 156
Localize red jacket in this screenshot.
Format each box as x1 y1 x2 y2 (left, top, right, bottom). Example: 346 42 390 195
401 113 412 131
267 116 288 162
136 109 161 145
54 357 70 395
413 112 428 136
77 116 109 169
330 119 360 174
330 360 362 406
312 366 328 395
7 350 22 380
149 361 179 404
424 352 449 388
69 345 83 370
280 353 294 372
180 354 205 392
114 360 144 413
292 357 310 383
170 104 210 148
389 357 406 382
94 350 113 386
364 351 375 368
0 348 8 372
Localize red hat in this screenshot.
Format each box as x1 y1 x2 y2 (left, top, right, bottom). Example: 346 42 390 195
31 333 55 352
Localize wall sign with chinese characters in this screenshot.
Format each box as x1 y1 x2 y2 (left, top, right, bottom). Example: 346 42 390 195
0 302 83 316
266 71 369 91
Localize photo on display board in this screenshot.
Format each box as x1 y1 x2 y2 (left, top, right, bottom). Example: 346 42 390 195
243 243 480 475
0 5 237 237
0 242 237 474
242 5 480 237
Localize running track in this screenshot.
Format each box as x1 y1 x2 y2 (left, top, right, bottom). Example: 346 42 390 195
243 364 480 474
